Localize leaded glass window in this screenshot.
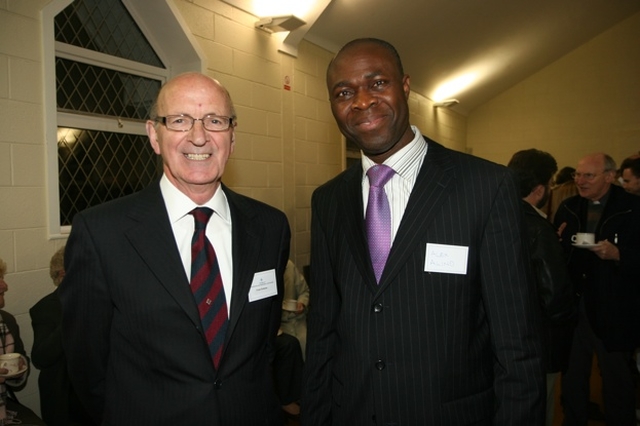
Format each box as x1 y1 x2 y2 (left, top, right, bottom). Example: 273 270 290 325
56 58 160 119
54 0 163 67
58 128 161 225
55 0 165 227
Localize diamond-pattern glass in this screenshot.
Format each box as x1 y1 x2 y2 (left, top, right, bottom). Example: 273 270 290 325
56 58 161 120
58 127 162 226
55 0 164 68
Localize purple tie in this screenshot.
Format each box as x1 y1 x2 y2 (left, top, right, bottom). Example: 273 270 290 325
190 207 228 368
366 165 395 283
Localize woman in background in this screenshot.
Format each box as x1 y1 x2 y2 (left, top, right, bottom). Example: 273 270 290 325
0 256 30 424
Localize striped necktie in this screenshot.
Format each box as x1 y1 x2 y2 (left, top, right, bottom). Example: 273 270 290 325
190 207 228 368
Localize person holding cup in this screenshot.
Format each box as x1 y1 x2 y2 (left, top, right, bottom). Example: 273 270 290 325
554 152 640 425
570 232 596 245
0 257 30 423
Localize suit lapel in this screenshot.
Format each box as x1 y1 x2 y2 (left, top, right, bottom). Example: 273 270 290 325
377 141 455 289
338 164 380 289
124 184 202 329
223 185 263 345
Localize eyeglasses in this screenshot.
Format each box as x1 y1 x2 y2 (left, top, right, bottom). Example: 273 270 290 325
155 114 235 132
571 171 610 181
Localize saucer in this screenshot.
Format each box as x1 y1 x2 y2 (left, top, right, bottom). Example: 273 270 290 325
572 243 600 249
0 365 27 379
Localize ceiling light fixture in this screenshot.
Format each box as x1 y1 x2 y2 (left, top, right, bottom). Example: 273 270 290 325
255 15 306 33
433 99 459 108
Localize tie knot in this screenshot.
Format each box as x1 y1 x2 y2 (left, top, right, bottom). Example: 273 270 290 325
191 207 213 230
367 164 395 188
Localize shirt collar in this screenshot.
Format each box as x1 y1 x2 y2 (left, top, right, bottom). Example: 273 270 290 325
590 187 611 206
533 205 547 219
159 174 230 224
361 125 427 178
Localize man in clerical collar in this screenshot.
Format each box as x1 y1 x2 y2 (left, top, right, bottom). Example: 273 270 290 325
554 152 640 426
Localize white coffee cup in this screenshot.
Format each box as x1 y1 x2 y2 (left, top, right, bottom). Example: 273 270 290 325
571 232 595 245
282 299 298 312
0 353 21 374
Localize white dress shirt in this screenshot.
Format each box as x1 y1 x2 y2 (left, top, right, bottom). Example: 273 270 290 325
361 125 428 244
160 175 233 316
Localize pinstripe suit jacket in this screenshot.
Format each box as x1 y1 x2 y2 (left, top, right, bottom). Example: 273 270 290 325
60 181 290 425
302 140 544 425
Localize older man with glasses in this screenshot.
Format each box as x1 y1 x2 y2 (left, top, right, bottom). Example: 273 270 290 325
554 152 640 426
60 73 291 425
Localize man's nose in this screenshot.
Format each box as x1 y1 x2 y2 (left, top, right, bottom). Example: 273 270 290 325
188 120 208 145
352 89 377 110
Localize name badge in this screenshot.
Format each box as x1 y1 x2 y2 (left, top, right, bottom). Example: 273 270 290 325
424 243 469 275
248 269 278 302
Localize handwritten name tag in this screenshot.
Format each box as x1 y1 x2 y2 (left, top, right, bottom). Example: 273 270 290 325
248 269 278 302
424 243 469 275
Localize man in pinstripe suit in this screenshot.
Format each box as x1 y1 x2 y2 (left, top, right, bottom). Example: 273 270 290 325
301 38 544 425
60 73 290 425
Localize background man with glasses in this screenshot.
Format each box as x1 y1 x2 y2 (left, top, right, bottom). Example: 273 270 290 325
554 152 640 425
60 72 291 425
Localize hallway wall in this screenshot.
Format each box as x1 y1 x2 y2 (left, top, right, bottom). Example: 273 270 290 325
467 11 640 168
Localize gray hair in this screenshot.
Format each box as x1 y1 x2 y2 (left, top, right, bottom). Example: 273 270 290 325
603 154 617 172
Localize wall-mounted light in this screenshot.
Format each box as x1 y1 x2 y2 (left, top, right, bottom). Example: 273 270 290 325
255 15 306 33
433 99 459 108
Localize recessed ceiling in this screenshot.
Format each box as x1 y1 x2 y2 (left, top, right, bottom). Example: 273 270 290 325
303 0 640 114
218 0 640 114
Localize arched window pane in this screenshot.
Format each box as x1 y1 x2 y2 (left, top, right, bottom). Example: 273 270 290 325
55 0 164 68
54 0 165 228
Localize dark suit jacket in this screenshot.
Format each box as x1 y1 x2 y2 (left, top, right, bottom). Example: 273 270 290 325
553 185 640 351
60 181 290 425
521 201 577 373
301 140 544 425
30 289 93 425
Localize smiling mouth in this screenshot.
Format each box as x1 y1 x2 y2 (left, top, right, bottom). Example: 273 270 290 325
355 114 387 128
184 153 211 160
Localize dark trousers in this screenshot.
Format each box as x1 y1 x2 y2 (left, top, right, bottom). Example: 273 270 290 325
273 332 304 405
561 299 636 425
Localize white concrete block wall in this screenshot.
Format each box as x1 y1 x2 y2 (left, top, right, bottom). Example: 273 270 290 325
0 1 65 416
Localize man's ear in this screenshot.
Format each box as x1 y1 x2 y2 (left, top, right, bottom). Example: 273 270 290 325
530 184 545 202
146 120 161 155
604 169 616 184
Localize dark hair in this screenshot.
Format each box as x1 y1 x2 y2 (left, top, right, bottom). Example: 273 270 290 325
507 149 558 198
620 157 640 178
328 38 405 78
554 166 575 185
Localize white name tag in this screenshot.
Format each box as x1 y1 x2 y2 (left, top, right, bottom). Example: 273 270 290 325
248 269 278 302
424 243 469 275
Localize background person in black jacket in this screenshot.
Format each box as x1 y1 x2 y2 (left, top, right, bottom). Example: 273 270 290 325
508 149 578 426
554 152 640 426
30 247 94 426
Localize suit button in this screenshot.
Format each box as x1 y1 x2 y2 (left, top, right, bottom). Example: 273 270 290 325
213 379 222 389
373 303 383 313
375 360 385 370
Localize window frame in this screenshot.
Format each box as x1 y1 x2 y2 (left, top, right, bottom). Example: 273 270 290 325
42 0 204 237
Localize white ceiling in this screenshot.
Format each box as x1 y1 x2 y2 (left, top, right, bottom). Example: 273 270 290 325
224 0 640 115
302 0 640 114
